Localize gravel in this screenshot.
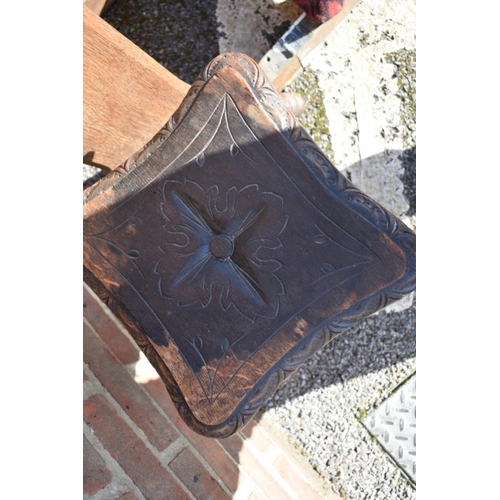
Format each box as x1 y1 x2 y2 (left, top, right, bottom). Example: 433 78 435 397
259 298 416 500
83 164 106 190
103 0 221 83
86 1 417 498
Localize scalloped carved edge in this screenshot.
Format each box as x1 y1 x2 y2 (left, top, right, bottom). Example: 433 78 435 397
83 126 171 204
83 53 416 438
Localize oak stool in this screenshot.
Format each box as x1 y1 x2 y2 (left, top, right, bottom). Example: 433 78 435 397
83 53 416 438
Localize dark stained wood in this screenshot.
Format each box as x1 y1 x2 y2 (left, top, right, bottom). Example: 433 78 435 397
83 53 416 438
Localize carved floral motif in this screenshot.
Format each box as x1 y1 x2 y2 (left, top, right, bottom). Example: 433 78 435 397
155 180 288 321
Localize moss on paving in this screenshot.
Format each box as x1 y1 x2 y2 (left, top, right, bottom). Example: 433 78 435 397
386 49 416 217
385 49 416 148
285 68 335 165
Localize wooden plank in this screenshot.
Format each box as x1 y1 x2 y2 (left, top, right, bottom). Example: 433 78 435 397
83 5 190 170
270 57 303 93
260 0 361 90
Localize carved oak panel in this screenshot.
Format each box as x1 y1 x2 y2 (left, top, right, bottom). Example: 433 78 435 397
83 53 416 437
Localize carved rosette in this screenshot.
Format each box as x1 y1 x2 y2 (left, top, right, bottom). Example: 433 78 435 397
155 180 287 322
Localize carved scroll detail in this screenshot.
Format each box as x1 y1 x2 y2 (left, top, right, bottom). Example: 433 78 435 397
83 127 171 204
292 128 415 300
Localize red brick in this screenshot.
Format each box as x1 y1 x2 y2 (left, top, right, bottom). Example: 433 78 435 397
83 285 140 365
220 434 293 500
84 395 187 500
272 453 323 500
143 378 242 494
84 322 178 452
142 378 191 433
183 436 240 494
83 434 112 495
219 434 244 462
240 420 271 454
169 448 231 500
258 421 342 500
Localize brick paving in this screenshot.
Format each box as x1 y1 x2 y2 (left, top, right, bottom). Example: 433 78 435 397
83 283 340 500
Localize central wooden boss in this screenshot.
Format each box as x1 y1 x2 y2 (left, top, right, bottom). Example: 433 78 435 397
83 53 416 438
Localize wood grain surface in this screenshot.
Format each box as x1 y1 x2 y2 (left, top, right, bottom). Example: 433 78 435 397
83 5 190 170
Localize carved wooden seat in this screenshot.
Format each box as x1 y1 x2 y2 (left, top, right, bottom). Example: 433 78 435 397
83 7 415 440
83 48 416 438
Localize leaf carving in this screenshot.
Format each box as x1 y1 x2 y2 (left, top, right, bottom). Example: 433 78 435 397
221 338 230 354
196 152 206 166
194 336 204 350
230 143 239 157
320 263 336 274
156 182 286 321
129 216 142 226
314 235 328 245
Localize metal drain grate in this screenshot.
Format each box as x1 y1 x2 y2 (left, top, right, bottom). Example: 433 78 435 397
362 374 416 483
